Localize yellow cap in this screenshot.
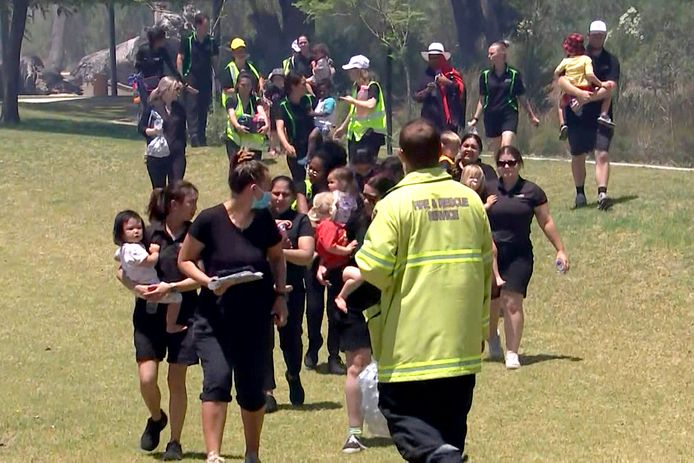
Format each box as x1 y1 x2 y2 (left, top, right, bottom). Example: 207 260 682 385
230 38 246 50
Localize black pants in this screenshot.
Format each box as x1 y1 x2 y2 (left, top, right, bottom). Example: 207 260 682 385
264 288 306 390
145 149 186 189
305 261 339 359
379 375 476 463
184 81 212 145
348 130 385 163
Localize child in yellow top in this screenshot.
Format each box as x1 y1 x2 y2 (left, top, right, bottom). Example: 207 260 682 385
555 33 616 139
439 130 460 175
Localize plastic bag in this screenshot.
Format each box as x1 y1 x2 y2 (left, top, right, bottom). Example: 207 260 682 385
146 110 170 158
358 362 390 438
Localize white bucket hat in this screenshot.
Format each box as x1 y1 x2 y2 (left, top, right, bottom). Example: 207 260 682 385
589 20 608 34
342 55 370 70
291 39 300 53
421 42 451 62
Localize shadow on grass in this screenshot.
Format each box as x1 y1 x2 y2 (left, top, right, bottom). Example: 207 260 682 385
361 436 393 448
519 353 583 366
277 401 342 412
6 116 140 141
572 194 640 211
150 451 243 461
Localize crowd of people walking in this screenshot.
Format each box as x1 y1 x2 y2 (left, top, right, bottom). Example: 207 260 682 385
116 13 622 462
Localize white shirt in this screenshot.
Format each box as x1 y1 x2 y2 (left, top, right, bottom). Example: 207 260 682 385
115 243 160 285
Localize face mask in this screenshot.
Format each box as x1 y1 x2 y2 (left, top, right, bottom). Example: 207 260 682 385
252 191 271 210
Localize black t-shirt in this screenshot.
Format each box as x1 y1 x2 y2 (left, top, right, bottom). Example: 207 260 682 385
179 32 219 85
225 93 260 115
479 65 526 114
264 83 285 106
135 44 181 80
275 209 314 288
188 205 282 316
287 53 313 78
486 177 547 248
276 95 315 149
568 47 620 126
150 221 198 323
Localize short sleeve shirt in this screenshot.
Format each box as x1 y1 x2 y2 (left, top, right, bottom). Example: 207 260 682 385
315 220 350 270
276 95 315 148
225 93 260 115
117 243 159 285
179 32 219 82
188 205 282 313
276 209 314 287
568 48 620 125
486 177 547 248
479 65 526 114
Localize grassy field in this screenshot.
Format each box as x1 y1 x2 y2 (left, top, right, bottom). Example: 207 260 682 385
0 99 693 462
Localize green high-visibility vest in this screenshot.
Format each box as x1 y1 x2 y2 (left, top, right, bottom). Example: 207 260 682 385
347 81 387 142
481 65 519 112
225 95 266 149
221 60 260 107
282 56 293 74
279 94 315 141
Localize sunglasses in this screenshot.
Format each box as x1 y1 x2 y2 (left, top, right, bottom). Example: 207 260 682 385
497 159 519 168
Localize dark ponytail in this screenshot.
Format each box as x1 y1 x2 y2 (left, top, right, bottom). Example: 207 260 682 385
147 180 199 223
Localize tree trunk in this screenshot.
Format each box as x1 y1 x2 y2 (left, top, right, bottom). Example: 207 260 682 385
108 1 117 96
0 3 9 86
385 47 393 156
1 0 30 125
449 0 485 67
45 4 67 72
278 0 314 44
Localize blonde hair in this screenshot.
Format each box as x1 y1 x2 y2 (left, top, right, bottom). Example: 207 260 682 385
461 164 485 194
327 167 358 195
308 192 335 223
149 76 183 103
440 130 461 155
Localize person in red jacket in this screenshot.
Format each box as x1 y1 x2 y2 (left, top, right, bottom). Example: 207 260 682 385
413 42 466 134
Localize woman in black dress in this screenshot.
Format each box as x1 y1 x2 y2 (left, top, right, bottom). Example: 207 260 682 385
138 76 188 189
178 161 288 463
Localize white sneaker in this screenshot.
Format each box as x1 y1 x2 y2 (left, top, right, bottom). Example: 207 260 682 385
505 352 521 370
488 335 503 361
342 434 367 454
206 452 225 463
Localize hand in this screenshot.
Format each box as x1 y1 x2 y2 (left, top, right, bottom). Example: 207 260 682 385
142 282 173 301
333 126 345 139
133 284 153 299
148 243 160 254
211 279 232 296
335 296 348 313
435 74 452 86
346 240 359 254
281 234 292 249
259 121 270 135
468 118 478 127
556 250 570 273
272 296 288 327
339 95 355 104
316 265 329 286
530 115 540 127
426 82 436 93
485 195 498 207
235 124 250 134
576 90 592 105
603 81 616 90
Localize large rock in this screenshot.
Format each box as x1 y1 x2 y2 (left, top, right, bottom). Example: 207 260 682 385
18 55 82 95
72 12 187 86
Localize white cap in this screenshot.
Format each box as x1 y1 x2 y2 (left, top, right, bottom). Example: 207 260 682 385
589 20 608 34
421 42 451 61
291 40 300 53
342 55 370 70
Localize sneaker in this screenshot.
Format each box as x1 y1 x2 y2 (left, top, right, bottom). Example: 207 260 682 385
488 335 503 361
304 351 318 370
574 193 587 209
328 356 347 375
265 394 278 414
559 124 568 140
140 410 168 451
597 192 613 211
286 372 305 406
163 441 183 461
206 452 225 463
505 352 521 370
342 434 367 454
597 114 615 128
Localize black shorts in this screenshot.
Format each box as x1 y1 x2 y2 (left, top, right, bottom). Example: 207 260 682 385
194 312 270 410
483 107 518 138
496 244 534 298
567 122 613 156
132 298 198 365
326 269 371 353
348 130 385 162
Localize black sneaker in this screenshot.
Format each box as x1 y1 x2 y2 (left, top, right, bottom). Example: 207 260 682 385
341 434 367 453
328 356 347 375
163 440 183 461
597 192 613 210
304 351 318 370
559 124 568 140
140 410 167 451
265 394 278 414
574 193 587 209
285 372 305 406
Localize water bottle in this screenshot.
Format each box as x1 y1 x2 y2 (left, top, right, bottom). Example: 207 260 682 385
146 300 159 314
555 259 566 274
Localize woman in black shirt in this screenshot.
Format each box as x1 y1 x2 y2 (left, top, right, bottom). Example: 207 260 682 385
485 146 569 370
135 27 183 103
178 161 288 463
116 180 200 460
138 77 188 189
263 176 316 411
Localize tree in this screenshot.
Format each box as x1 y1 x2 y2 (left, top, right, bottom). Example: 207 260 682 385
44 4 67 71
295 0 426 154
1 0 30 124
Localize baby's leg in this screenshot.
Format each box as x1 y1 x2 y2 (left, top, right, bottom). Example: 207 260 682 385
335 267 363 312
557 76 592 104
557 96 566 126
166 303 186 333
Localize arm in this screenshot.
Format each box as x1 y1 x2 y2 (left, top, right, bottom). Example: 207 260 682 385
162 49 183 81
142 251 159 267
267 241 287 292
275 119 295 156
469 98 484 125
518 95 540 126
227 104 248 133
176 52 183 76
256 103 270 134
327 241 357 256
296 193 309 214
178 234 212 288
534 203 569 270
284 236 315 266
341 96 377 110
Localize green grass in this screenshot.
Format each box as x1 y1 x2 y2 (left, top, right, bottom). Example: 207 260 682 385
0 100 693 462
